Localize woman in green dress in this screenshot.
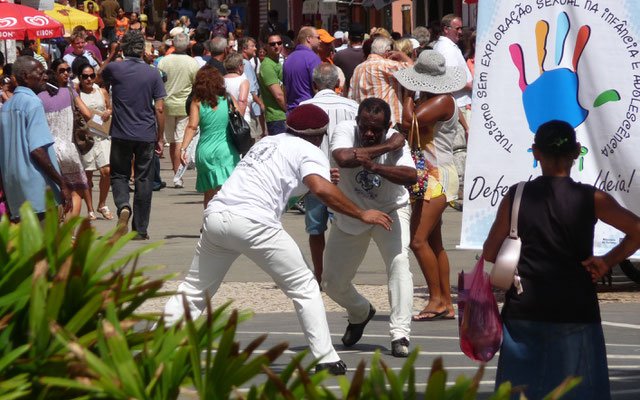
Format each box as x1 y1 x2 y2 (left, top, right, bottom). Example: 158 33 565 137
180 65 241 208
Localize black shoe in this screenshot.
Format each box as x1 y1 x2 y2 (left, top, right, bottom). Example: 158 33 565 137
315 360 347 375
341 304 376 347
153 181 167 191
391 337 410 358
132 233 149 240
291 199 306 214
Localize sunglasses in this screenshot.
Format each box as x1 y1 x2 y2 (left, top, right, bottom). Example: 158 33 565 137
81 73 96 80
268 41 283 47
57 67 71 74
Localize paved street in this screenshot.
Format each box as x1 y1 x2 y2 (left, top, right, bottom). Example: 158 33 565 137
89 157 640 398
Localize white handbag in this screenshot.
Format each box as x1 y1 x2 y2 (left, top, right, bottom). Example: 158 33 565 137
490 181 525 293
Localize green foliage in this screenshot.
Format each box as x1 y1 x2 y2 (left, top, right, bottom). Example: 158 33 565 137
0 197 582 399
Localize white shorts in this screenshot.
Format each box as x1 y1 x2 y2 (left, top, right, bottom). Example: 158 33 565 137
249 116 263 139
81 135 111 171
164 115 189 143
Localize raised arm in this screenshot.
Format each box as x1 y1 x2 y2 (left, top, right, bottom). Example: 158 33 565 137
304 174 392 231
332 132 406 168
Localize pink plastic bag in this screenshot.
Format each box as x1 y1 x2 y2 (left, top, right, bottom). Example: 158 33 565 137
458 258 503 362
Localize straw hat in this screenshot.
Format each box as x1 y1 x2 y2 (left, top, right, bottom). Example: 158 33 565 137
217 4 231 17
393 50 465 94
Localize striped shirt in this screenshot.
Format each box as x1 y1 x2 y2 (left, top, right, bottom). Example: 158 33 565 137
299 89 359 159
348 54 410 124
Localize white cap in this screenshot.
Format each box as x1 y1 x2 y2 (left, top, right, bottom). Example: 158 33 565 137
334 30 345 40
409 38 420 49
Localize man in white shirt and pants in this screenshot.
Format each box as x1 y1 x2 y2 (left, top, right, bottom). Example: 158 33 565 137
433 14 472 208
162 104 392 375
321 98 417 358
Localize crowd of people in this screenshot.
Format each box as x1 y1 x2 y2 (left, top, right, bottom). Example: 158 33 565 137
1 5 640 399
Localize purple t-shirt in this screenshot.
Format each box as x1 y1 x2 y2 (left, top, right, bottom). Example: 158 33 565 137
283 45 321 114
102 57 166 142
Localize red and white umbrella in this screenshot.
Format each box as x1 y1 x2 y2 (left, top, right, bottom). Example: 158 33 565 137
0 0 64 40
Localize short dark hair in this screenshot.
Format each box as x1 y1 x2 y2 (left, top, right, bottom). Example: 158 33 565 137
19 47 34 57
358 98 391 127
121 30 146 58
534 120 578 157
192 42 205 57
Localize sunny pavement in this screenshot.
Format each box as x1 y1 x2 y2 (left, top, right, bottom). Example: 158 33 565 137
88 156 640 398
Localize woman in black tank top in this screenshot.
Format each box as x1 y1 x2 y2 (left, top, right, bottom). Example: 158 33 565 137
483 120 640 400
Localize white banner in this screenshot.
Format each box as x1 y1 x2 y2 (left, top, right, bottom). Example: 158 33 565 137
461 0 640 258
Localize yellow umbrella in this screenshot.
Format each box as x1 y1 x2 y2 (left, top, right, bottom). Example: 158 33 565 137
45 3 98 36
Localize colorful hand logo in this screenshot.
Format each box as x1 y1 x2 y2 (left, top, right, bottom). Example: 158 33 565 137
509 12 620 133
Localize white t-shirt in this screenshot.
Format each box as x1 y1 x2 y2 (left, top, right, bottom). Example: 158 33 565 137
205 133 331 229
330 120 415 235
433 36 473 108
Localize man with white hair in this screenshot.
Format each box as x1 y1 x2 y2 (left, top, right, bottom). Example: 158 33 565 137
158 33 200 188
299 63 359 284
205 36 228 75
348 37 413 124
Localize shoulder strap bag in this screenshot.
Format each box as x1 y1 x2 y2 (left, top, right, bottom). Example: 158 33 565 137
405 113 428 199
226 94 252 155
67 87 94 155
490 181 525 293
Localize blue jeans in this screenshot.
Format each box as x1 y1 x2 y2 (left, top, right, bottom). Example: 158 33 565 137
266 119 286 136
304 193 331 235
495 319 610 400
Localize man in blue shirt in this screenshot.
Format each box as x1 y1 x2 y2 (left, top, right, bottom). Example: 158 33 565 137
0 56 70 221
239 36 264 140
102 31 166 240
283 26 322 113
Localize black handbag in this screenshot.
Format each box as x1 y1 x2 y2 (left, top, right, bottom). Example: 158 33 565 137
226 94 252 154
67 88 94 155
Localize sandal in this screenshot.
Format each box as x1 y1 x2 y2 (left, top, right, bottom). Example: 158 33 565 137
88 211 98 221
412 310 448 321
97 206 114 220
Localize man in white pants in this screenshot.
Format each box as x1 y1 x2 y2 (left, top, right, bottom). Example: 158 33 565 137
322 98 417 358
163 104 392 374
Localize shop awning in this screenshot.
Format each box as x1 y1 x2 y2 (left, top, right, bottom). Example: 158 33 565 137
303 0 398 12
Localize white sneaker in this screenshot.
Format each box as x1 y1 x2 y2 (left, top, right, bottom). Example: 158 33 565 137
173 177 184 188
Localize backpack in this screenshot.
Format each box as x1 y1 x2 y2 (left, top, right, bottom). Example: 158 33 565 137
212 20 228 38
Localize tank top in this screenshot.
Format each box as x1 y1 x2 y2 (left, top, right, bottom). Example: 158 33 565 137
431 95 457 168
224 75 252 123
502 176 600 323
79 84 105 112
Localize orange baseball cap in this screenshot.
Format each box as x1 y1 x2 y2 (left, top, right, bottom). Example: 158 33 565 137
317 29 335 43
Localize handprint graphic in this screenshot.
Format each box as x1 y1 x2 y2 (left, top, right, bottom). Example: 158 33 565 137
509 12 620 133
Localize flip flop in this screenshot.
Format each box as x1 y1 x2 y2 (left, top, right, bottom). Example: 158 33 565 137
412 310 448 321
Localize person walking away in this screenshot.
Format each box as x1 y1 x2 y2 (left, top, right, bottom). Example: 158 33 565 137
158 33 200 188
162 104 394 375
395 50 466 320
179 65 240 208
223 53 251 123
78 64 114 221
0 56 71 222
258 33 287 136
282 27 321 113
333 23 365 97
102 31 166 240
299 63 358 283
321 98 417 358
38 59 93 220
484 120 640 400
100 0 120 42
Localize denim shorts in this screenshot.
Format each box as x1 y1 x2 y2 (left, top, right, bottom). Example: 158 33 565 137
304 193 331 235
495 319 610 400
